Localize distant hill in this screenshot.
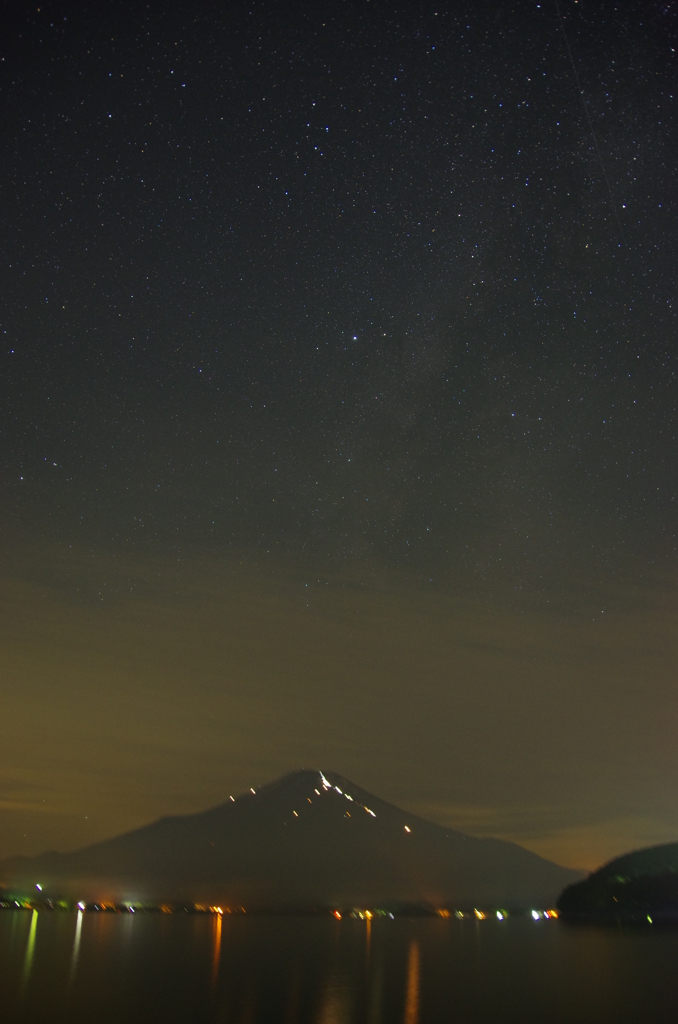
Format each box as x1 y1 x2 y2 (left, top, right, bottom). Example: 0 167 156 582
0 769 581 908
558 841 678 921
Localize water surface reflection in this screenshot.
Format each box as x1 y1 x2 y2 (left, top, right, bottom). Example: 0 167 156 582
21 910 38 990
69 910 83 985
2 912 678 1023
403 940 420 1024
212 912 222 986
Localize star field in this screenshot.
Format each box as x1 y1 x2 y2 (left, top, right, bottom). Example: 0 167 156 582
2 0 676 589
0 0 677 867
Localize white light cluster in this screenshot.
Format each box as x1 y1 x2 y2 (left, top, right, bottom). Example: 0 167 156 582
318 771 377 818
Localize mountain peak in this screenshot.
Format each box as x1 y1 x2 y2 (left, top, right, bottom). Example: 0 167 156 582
1 769 582 908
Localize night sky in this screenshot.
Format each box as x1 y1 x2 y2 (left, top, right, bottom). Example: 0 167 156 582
1 0 677 871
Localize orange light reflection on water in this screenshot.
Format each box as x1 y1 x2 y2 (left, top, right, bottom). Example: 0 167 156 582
211 911 222 985
403 940 420 1024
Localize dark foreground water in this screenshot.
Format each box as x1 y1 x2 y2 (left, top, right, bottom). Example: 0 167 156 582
2 910 678 1023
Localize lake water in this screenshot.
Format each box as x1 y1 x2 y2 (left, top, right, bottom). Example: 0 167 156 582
2 909 677 1023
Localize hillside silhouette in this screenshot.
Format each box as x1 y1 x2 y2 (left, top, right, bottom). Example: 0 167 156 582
1 769 581 908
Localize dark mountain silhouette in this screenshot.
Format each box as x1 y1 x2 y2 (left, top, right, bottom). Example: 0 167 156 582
1 769 581 908
558 841 678 921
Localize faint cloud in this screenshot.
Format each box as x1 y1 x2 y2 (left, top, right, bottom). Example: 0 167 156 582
515 816 678 873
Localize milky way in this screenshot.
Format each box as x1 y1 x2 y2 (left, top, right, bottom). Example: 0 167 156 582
1 1 676 868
